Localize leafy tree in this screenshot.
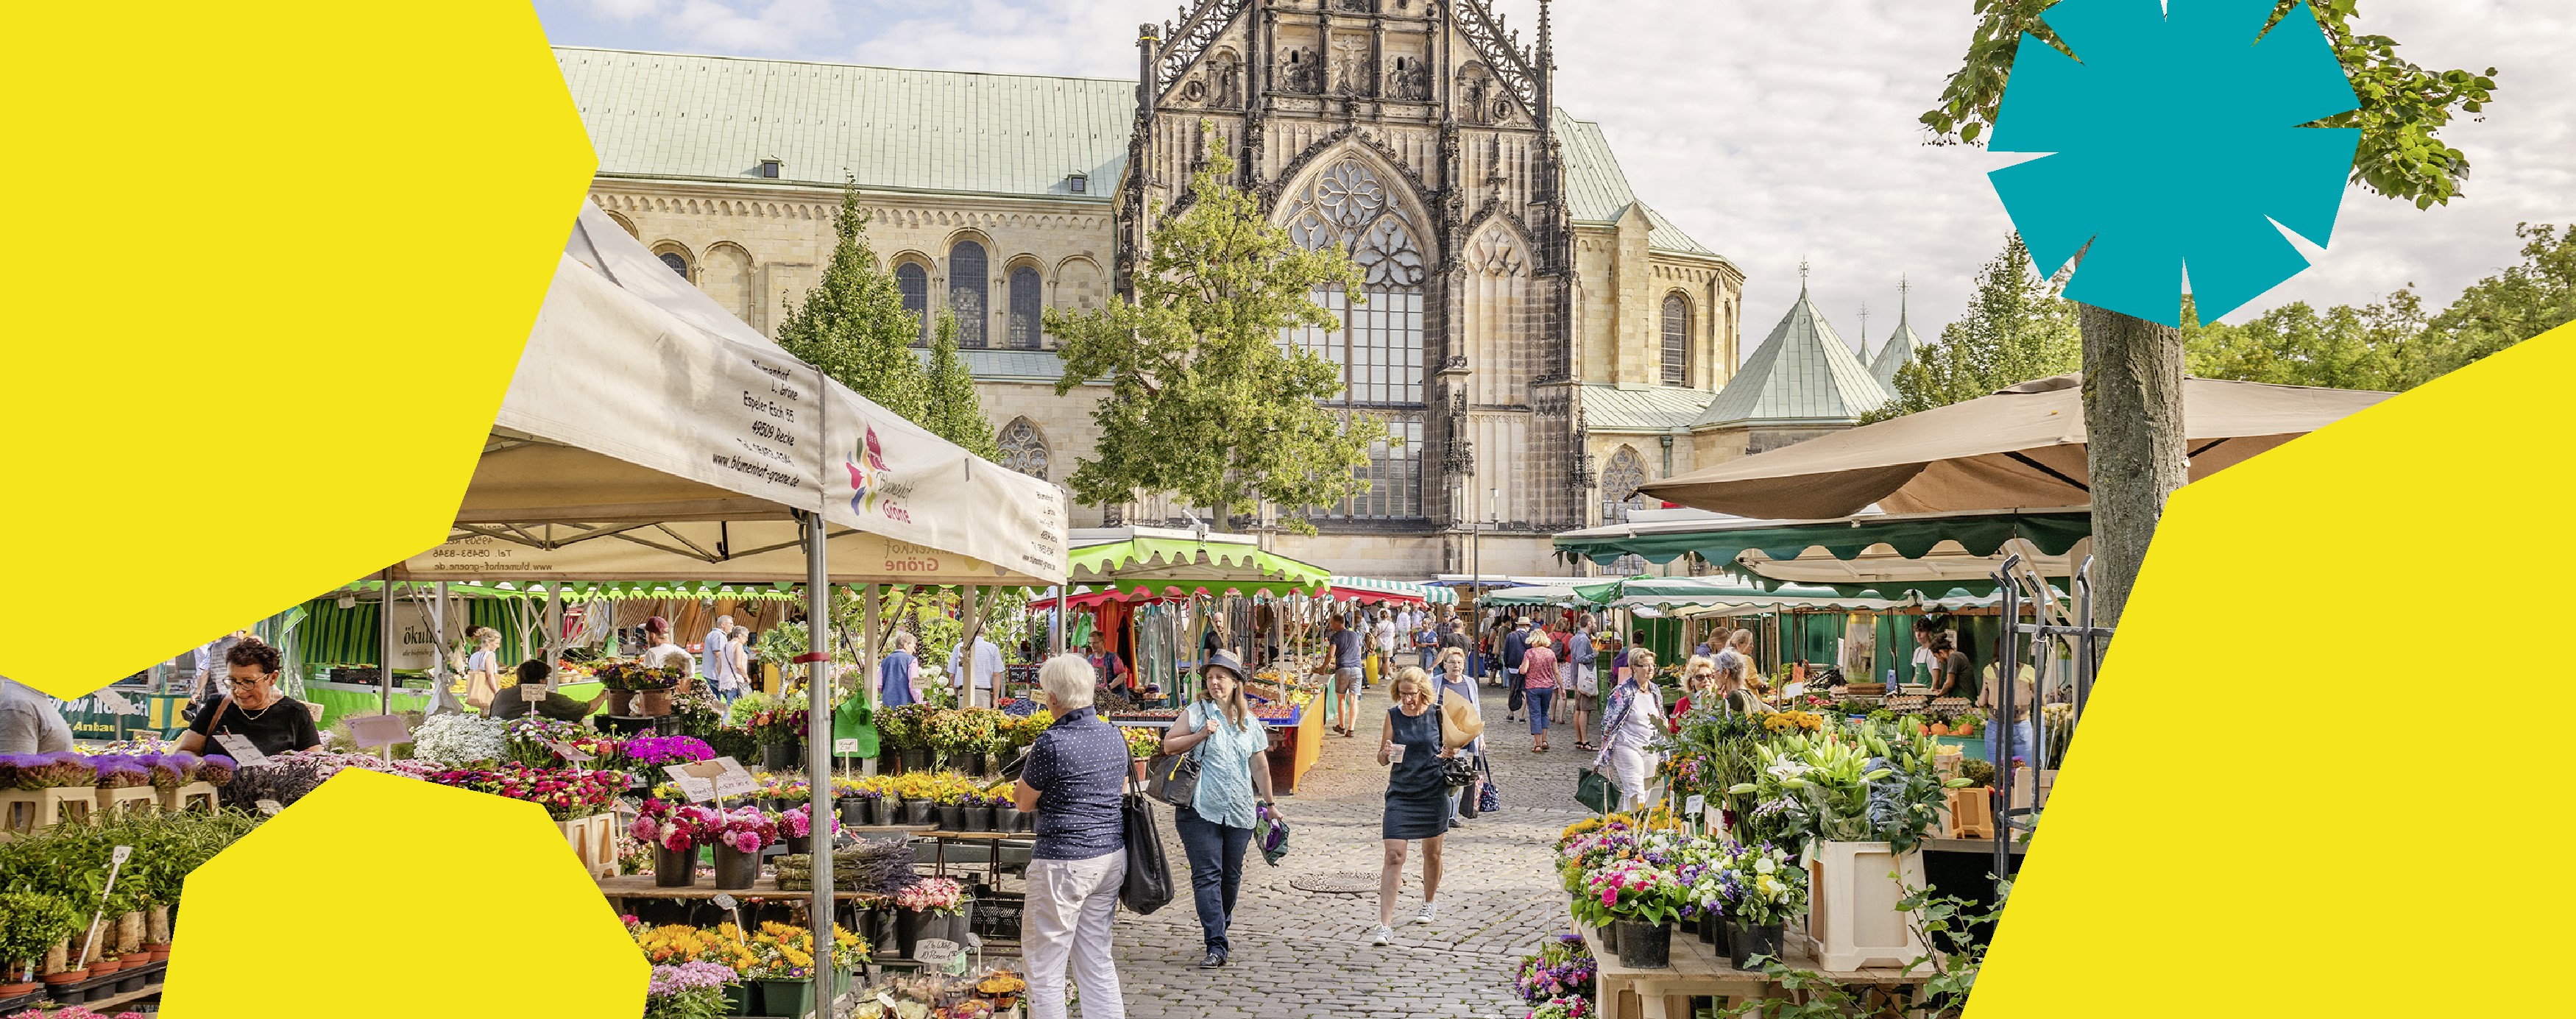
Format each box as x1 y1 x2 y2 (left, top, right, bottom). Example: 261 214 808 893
2181 295 2416 391
1043 127 1379 530
2407 222 2576 384
1922 0 2497 629
920 310 999 460
1867 234 2081 422
776 177 928 423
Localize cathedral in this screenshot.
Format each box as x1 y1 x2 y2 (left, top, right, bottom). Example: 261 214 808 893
554 0 1894 577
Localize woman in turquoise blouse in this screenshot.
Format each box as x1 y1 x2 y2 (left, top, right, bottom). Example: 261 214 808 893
1158 650 1282 969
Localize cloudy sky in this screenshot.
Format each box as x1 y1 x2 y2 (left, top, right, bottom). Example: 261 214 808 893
534 0 2574 361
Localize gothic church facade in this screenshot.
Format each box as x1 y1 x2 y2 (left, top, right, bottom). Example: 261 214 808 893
556 0 1745 577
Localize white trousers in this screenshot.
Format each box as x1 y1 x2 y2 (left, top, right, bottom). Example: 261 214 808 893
1023 849 1128 1019
1609 746 1659 813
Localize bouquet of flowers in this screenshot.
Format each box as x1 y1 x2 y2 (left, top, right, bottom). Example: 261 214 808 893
1513 933 1596 1004
644 961 737 1019
745 921 818 980
503 716 591 767
412 713 509 767
875 703 940 752
1761 711 1826 735
1574 856 1686 929
626 735 716 767
776 803 839 840
708 806 776 854
630 799 724 853
894 876 967 916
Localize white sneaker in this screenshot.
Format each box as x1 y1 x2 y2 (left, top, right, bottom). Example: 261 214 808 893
1414 901 1437 925
1370 924 1394 945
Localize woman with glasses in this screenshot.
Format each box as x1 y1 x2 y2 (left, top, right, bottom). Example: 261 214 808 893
176 636 319 760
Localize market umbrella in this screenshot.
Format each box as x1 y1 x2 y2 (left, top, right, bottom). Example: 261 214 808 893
1554 508 2091 598
1637 374 2390 518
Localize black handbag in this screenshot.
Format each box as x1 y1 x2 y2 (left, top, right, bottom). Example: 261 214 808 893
1576 766 1621 815
1117 790 1175 915
1143 706 1202 807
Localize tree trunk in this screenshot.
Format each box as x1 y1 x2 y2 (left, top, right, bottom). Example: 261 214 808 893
2077 304 2187 631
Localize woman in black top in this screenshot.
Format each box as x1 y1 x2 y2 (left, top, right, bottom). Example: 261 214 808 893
1370 667 1453 945
177 636 320 759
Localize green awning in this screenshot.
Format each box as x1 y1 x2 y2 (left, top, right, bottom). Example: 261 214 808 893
1067 537 1331 597
1554 509 2091 599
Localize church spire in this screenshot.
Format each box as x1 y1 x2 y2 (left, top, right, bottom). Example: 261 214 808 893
1797 258 1811 298
1897 273 1911 326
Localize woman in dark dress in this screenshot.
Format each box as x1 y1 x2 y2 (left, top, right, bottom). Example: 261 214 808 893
1370 667 1452 945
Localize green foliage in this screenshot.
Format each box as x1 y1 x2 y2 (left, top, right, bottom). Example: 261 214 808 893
775 177 930 423
0 808 263 954
1043 123 1380 530
2183 223 2576 390
1716 882 2003 1019
0 889 78 970
921 310 999 461
1920 0 2498 207
1864 234 2079 422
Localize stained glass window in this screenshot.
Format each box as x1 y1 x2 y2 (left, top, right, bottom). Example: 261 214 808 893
658 251 690 279
896 263 930 346
997 418 1050 480
1277 157 1429 519
1008 266 1044 350
949 241 989 349
1661 294 1690 386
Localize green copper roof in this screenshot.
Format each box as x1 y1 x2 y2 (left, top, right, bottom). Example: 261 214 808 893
1552 115 1719 260
1579 383 1717 433
554 46 1133 199
1869 313 1922 388
1694 283 1892 429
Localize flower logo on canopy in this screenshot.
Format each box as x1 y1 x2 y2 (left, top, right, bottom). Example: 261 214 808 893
846 425 892 516
1985 0 2360 325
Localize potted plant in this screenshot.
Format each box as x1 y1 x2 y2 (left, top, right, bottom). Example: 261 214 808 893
892 877 971 958
0 890 76 998
1122 725 1159 781
990 781 1023 834
631 799 718 888
1718 842 1808 970
704 807 774 890
1727 720 1965 970
975 970 1027 1010
642 961 737 1019
1574 856 1683 969
778 804 835 856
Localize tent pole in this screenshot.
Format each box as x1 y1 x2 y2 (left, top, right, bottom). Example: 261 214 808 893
379 569 396 717
801 511 835 1016
1050 587 1065 657
432 581 453 714
544 585 563 692
962 586 983 709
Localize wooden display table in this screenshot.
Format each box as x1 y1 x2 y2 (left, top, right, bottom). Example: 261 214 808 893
1579 921 1928 1019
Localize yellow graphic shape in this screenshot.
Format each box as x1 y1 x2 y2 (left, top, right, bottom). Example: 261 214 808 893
1969 322 2576 1016
0 3 596 697
161 770 644 1018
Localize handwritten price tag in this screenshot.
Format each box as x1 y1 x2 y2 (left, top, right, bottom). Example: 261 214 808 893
834 739 860 755
255 799 284 816
520 685 550 703
550 741 595 763
347 714 411 749
712 757 759 798
663 764 723 803
1684 795 1706 817
913 938 961 967
213 734 268 766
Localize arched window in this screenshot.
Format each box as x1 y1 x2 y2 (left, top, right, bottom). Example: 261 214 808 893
1661 294 1691 386
997 418 1050 480
1277 157 1429 520
896 263 930 345
949 241 989 349
652 243 693 281
1601 446 1650 524
1007 266 1043 350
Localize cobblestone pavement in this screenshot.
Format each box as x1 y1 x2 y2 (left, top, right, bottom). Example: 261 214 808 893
1104 679 1590 1019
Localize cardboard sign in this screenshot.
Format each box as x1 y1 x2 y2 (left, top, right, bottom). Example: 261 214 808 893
346 714 412 749
213 734 268 766
833 738 860 755
913 937 963 968
520 684 550 703
550 741 595 763
255 799 283 816
711 757 758 798
1684 795 1706 817
663 762 726 803
93 689 138 715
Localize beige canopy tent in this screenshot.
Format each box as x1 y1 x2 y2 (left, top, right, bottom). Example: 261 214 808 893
375 204 1067 1006
1638 374 2391 518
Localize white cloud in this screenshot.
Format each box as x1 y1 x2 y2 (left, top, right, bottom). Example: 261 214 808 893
537 0 2576 359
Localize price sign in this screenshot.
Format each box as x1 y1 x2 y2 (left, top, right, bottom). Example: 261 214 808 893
550 741 595 763
833 738 860 755
1684 795 1706 817
913 937 962 970
521 685 550 703
347 714 411 749
93 689 138 715
255 799 283 816
711 757 759 798
663 762 725 803
111 845 132 866
213 734 269 766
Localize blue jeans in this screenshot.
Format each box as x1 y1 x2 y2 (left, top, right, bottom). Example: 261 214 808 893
1172 805 1253 951
1526 689 1554 734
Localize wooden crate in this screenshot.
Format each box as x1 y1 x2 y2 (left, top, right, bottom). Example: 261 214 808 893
0 788 94 842
559 813 620 879
94 786 160 817
158 781 219 814
1579 919 1925 1019
1942 787 1994 839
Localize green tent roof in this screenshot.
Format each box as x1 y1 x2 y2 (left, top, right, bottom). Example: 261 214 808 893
1553 509 2091 598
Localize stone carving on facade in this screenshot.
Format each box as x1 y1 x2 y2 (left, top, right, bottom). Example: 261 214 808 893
1457 65 1493 124
1384 56 1432 101
1471 228 1526 278
1210 49 1242 108
997 418 1051 481
1279 46 1323 94
1330 36 1373 97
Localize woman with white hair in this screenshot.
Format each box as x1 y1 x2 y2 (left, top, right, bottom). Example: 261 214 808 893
878 631 921 708
1013 654 1130 1019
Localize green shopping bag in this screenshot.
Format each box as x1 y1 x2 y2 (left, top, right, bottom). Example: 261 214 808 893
832 699 879 758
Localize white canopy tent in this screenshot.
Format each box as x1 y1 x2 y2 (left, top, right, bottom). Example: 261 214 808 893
378 205 1068 1005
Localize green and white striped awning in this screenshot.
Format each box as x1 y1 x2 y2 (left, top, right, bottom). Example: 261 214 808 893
1330 577 1457 606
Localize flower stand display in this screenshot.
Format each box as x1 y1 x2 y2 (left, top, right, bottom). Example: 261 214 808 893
1806 841 1928 971
558 813 619 879
1942 787 1994 839
157 781 220 814
0 787 92 841
93 784 160 817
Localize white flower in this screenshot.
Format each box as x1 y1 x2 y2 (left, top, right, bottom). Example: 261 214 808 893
412 713 509 766
1752 856 1777 876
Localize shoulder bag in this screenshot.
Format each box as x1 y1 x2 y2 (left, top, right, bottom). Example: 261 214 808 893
1118 784 1175 915
1142 705 1203 808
